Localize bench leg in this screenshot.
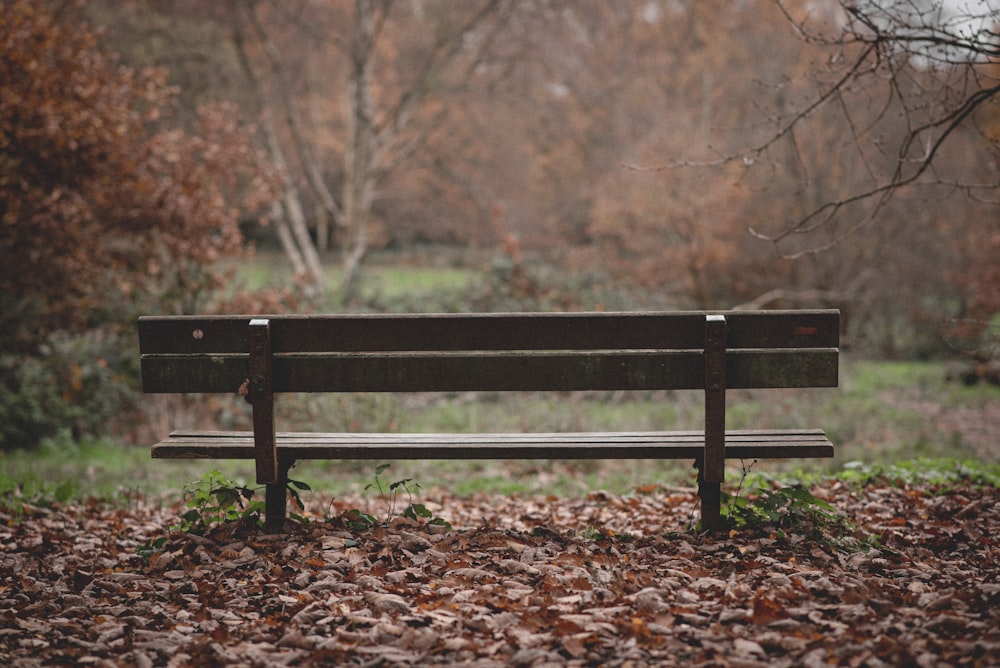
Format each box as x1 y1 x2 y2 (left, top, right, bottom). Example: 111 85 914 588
699 481 722 530
694 458 723 531
264 458 293 533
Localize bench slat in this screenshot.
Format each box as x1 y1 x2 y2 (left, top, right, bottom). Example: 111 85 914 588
141 348 838 393
138 310 839 355
152 429 834 461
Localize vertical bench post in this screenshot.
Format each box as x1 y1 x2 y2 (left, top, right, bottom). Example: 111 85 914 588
247 318 278 471
248 319 277 485
265 457 291 533
701 314 727 529
248 319 287 532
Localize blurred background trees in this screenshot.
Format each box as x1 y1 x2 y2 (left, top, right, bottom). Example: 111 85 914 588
2 0 997 449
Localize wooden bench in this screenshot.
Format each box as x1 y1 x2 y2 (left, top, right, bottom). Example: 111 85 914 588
138 310 839 532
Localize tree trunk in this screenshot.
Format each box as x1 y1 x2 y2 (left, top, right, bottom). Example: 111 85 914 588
244 4 344 233
315 203 330 252
340 0 378 304
270 202 306 277
261 107 326 294
233 6 325 296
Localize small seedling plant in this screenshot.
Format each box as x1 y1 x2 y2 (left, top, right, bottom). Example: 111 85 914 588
176 469 311 533
719 460 870 550
137 470 310 558
722 486 842 537
344 463 451 531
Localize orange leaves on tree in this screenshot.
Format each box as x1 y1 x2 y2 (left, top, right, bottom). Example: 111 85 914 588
0 0 280 354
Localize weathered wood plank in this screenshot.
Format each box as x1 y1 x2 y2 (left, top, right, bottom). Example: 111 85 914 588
141 348 838 393
138 310 839 355
161 428 834 443
140 353 245 394
729 349 839 388
151 429 835 461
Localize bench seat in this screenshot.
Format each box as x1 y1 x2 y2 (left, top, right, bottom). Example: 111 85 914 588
153 428 834 461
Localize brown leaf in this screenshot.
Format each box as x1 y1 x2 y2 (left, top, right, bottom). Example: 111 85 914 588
364 591 412 614
2 478 999 667
752 593 787 626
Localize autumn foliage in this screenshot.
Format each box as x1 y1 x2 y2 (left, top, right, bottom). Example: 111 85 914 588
0 1 281 447
0 0 277 354
128 0 997 354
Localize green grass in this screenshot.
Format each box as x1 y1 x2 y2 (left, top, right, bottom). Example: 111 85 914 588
237 249 476 311
0 433 255 504
3 356 996 509
364 266 472 299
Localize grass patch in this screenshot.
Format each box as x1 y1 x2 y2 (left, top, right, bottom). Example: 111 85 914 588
3 352 996 505
837 457 1000 489
724 456 1000 497
1 433 259 506
237 249 477 311
364 266 472 298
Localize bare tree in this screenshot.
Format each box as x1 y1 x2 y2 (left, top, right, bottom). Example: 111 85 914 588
232 0 515 303
232 2 327 295
652 0 999 254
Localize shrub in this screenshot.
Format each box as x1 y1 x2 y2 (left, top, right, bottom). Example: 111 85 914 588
0 331 136 451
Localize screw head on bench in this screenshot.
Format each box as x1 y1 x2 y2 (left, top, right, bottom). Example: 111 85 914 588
192 329 204 340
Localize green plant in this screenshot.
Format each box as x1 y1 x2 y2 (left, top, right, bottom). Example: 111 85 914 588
175 470 262 533
579 525 606 541
0 475 78 521
723 486 834 534
354 463 451 530
136 536 168 559
0 331 139 451
174 469 311 533
718 459 869 548
839 458 1000 491
721 484 876 552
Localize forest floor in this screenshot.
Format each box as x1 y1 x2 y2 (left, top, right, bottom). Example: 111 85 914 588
2 474 998 667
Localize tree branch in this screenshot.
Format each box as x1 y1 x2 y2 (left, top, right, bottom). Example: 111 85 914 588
244 3 344 228
653 1 1000 252
752 80 1000 252
373 0 511 171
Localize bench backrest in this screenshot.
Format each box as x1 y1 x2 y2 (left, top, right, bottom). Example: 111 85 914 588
139 310 839 394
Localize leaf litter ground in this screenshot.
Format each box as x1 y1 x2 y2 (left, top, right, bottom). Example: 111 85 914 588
1 479 998 667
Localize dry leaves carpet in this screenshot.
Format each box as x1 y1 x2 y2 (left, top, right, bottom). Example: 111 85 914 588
2 479 998 667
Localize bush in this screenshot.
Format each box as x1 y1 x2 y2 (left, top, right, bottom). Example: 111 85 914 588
0 331 137 451
465 252 657 313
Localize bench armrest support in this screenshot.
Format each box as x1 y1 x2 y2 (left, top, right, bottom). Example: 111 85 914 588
248 318 278 484
704 315 727 484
